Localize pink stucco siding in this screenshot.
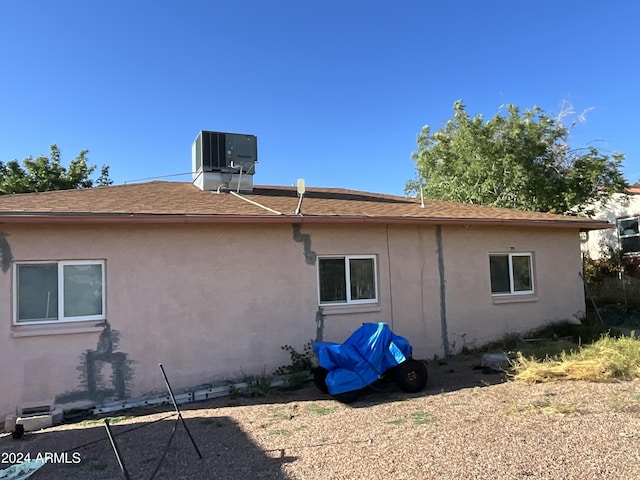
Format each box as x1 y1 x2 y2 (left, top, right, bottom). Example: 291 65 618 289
0 222 585 422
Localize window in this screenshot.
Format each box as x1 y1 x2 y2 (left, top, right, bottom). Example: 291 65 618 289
318 255 377 305
14 260 105 324
489 253 534 295
618 217 640 254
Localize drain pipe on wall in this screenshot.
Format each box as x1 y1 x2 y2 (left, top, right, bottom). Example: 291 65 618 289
435 225 451 356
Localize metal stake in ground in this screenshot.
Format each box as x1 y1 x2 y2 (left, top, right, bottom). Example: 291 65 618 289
159 363 203 459
579 271 604 324
148 364 203 479
104 418 131 480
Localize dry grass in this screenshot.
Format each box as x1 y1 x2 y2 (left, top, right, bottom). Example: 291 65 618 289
501 389 581 416
511 334 640 383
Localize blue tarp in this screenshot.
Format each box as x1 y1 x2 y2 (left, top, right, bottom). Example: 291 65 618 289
313 322 413 395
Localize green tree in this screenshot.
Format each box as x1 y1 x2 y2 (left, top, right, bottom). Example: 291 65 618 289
0 145 112 194
406 101 627 214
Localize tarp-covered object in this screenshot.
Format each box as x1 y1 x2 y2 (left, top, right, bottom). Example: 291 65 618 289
313 322 413 395
0 459 47 480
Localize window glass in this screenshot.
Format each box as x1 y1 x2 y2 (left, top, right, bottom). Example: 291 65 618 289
319 258 346 303
349 258 376 301
15 260 105 324
621 236 640 255
318 255 377 305
512 255 532 292
17 264 58 321
618 218 639 237
490 253 533 295
489 255 510 294
63 264 103 317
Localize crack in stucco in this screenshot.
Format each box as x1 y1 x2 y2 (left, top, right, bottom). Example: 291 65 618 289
291 224 322 339
435 225 451 356
292 224 316 265
0 231 13 273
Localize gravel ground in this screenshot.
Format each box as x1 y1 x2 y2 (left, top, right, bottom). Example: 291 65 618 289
2 355 640 479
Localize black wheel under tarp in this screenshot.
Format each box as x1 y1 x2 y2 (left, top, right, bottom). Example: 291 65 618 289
393 358 428 393
312 367 329 394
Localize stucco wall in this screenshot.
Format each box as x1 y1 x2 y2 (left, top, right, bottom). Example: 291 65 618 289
0 222 585 421
583 193 637 258
442 225 585 350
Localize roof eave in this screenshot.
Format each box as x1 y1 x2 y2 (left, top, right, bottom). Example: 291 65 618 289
0 213 612 231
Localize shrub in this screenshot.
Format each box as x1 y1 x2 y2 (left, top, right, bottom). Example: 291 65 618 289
273 341 314 388
583 247 640 283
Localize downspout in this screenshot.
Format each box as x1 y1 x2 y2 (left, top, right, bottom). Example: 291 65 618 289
435 225 451 356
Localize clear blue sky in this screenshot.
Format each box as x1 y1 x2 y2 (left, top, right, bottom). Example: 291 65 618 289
1 1 638 195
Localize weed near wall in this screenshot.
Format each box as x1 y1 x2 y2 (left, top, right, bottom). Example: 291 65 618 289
273 341 315 388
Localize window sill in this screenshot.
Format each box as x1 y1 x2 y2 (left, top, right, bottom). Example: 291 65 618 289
492 295 538 305
11 321 106 338
320 304 381 316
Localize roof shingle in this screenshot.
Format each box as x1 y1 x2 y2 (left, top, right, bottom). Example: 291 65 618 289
0 181 610 230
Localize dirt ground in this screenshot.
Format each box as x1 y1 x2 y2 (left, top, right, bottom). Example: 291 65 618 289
6 354 636 479
0 355 501 479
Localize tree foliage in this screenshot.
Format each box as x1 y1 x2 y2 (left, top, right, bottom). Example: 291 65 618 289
406 101 627 214
0 145 112 194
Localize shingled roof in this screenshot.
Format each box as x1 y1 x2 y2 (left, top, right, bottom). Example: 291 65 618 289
0 181 611 230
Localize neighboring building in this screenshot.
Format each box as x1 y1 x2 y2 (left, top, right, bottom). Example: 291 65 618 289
0 131 611 427
582 186 640 258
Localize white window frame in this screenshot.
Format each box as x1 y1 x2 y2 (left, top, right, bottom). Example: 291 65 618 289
317 255 378 306
13 260 106 325
489 252 534 296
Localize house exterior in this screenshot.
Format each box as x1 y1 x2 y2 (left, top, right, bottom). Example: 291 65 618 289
582 186 640 258
0 178 611 425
